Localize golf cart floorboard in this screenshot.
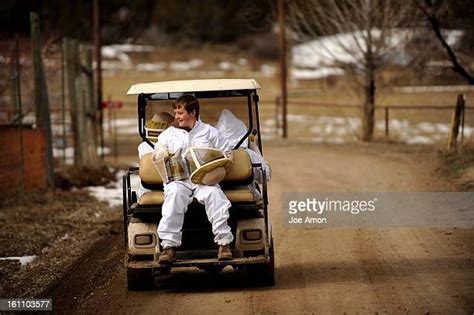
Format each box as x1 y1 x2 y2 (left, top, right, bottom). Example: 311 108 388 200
128 255 269 268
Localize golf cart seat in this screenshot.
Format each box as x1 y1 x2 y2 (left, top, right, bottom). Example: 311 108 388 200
138 149 256 205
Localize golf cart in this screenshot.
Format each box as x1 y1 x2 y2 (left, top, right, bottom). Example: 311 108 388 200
122 79 274 290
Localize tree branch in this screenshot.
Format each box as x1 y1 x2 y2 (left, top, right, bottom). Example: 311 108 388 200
418 1 474 84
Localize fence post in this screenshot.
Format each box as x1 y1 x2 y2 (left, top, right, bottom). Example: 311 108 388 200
31 12 43 127
460 96 465 143
75 50 87 165
30 12 55 187
12 35 25 191
64 37 83 166
384 107 389 137
275 96 281 137
93 0 104 159
61 38 67 165
278 0 288 139
447 94 465 150
83 46 99 164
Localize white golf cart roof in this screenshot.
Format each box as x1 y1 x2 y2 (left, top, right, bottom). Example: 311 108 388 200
127 79 260 95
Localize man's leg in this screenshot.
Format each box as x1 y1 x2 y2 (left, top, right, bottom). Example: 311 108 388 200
193 185 234 245
158 181 193 249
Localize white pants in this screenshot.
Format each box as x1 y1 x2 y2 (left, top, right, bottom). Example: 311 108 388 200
158 180 234 249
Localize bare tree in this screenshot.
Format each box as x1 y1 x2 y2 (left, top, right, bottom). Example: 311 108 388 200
416 0 474 85
287 0 418 141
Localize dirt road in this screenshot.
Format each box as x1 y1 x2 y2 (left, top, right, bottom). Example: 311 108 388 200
50 142 474 314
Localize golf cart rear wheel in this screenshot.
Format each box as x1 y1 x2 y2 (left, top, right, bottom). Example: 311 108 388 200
127 268 154 291
246 238 275 286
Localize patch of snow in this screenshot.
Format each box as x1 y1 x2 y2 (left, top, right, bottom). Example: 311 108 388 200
436 123 450 133
406 135 433 145
260 64 276 77
218 61 238 71
393 85 474 93
169 59 203 71
85 171 124 207
136 62 166 72
291 67 344 80
417 122 436 133
443 30 463 46
84 170 144 208
291 29 462 78
261 115 472 145
334 126 348 136
97 146 111 156
106 44 154 53
53 147 74 158
0 255 37 266
237 58 248 66
101 61 133 71
101 46 131 64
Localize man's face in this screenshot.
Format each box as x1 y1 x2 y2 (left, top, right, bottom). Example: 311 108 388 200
174 105 196 129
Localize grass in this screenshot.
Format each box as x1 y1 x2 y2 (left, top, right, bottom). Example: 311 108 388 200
438 146 474 180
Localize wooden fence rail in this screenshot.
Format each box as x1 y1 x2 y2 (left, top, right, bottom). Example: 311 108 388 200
270 95 472 141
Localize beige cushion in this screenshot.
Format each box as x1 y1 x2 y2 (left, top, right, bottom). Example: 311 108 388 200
223 149 252 182
139 154 163 184
224 189 255 202
139 149 253 186
138 188 254 205
138 191 164 205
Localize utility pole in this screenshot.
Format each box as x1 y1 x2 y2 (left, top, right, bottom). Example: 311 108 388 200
93 0 104 158
278 0 288 138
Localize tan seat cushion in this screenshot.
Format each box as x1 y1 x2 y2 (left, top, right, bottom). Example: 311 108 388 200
139 149 253 186
224 189 255 202
139 154 163 185
138 191 164 205
138 189 254 205
223 149 252 182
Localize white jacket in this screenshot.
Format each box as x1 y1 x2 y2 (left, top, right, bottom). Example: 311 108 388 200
154 120 232 160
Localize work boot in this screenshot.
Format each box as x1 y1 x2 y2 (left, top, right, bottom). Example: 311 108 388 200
159 247 176 264
218 244 233 261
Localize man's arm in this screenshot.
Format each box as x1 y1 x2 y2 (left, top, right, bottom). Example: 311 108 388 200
152 130 172 163
138 142 150 159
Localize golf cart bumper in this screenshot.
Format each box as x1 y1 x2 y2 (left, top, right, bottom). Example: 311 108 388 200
128 255 269 269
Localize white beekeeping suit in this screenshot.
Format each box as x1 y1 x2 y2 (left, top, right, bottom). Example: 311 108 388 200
153 120 234 249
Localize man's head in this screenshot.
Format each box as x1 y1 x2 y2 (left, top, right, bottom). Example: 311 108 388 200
173 94 199 129
145 112 174 142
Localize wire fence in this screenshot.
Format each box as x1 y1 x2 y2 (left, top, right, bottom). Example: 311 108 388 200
264 95 473 146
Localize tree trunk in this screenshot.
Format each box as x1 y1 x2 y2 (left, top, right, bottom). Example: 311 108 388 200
362 63 375 142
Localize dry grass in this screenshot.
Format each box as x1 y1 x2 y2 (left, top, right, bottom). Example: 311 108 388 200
436 143 474 191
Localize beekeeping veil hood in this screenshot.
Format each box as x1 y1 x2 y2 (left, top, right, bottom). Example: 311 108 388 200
185 147 233 185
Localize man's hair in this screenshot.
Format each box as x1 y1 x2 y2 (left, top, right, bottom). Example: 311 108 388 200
173 94 199 118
